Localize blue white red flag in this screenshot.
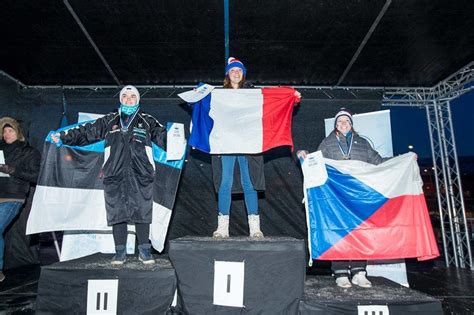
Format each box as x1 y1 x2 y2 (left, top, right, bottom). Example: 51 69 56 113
302 152 439 261
182 87 300 154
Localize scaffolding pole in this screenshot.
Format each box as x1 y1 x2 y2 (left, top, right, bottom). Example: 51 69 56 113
382 63 473 269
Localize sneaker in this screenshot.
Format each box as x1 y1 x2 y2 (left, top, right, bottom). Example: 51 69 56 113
111 245 127 265
138 244 155 265
336 276 352 288
351 271 372 288
0 271 5 282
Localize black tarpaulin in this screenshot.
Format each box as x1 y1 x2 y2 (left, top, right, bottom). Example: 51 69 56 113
169 236 306 314
1 0 473 86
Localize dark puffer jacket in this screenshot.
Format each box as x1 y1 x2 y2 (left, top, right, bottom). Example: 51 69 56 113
0 140 40 200
60 110 166 225
318 130 386 164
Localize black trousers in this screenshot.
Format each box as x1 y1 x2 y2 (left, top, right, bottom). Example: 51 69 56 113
112 222 150 247
332 260 367 277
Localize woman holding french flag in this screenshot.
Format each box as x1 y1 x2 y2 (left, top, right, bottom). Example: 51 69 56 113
212 57 301 239
212 58 265 239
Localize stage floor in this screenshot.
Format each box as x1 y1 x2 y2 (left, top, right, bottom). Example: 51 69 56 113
0 243 473 314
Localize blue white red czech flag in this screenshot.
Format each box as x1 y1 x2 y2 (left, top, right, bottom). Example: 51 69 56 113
302 151 439 261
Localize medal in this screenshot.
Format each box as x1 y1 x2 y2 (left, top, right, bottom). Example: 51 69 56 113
336 132 353 160
120 109 139 133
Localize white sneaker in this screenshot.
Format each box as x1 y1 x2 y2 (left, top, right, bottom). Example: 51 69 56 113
351 271 372 288
336 276 352 288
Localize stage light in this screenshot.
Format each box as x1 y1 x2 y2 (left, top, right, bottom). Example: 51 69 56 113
408 145 414 150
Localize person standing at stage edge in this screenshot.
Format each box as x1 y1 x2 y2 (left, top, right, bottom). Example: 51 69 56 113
0 117 40 282
298 108 387 289
51 85 166 265
212 57 301 239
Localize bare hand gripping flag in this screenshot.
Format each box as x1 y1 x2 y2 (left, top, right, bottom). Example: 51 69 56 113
180 87 300 154
302 152 439 261
26 121 184 252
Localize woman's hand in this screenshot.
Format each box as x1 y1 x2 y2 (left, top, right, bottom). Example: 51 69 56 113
297 150 308 160
294 91 301 99
0 164 14 174
51 133 60 143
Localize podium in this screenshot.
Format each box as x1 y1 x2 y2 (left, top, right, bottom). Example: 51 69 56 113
299 276 442 314
169 236 306 314
36 253 176 314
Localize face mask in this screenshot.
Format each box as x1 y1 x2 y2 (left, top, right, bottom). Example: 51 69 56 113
120 104 139 115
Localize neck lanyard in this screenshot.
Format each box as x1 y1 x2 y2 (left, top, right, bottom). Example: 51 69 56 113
120 110 138 132
336 132 353 160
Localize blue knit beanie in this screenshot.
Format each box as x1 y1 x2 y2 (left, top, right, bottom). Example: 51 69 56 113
225 57 247 77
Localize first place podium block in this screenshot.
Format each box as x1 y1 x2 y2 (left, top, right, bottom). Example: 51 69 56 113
169 237 306 315
36 253 177 315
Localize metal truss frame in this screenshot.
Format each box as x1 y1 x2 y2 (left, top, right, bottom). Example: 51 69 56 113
382 62 474 269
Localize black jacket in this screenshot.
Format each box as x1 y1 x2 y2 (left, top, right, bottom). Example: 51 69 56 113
0 140 40 199
61 110 166 225
211 155 265 193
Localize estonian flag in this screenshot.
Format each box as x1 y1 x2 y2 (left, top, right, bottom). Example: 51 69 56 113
302 152 439 261
26 121 184 252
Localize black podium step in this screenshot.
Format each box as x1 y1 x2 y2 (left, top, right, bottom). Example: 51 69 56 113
36 253 177 314
299 275 442 315
169 236 306 315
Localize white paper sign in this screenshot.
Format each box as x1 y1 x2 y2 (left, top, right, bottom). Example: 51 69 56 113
357 305 389 315
324 109 393 158
87 279 119 314
301 151 328 189
166 123 186 161
0 150 9 177
178 84 215 103
60 230 136 262
213 261 245 308
367 260 409 287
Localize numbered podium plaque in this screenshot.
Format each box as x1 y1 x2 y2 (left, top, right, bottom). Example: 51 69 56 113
36 254 176 314
169 237 306 315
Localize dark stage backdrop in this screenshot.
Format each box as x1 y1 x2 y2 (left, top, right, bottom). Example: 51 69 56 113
0 82 381 250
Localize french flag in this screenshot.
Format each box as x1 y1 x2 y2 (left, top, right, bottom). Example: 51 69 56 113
184 87 299 154
302 152 439 261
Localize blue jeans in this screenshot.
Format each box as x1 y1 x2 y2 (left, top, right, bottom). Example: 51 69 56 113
218 155 258 215
0 202 22 270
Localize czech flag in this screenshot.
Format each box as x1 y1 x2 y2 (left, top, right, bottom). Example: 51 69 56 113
302 152 439 261
183 87 300 154
26 122 184 252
